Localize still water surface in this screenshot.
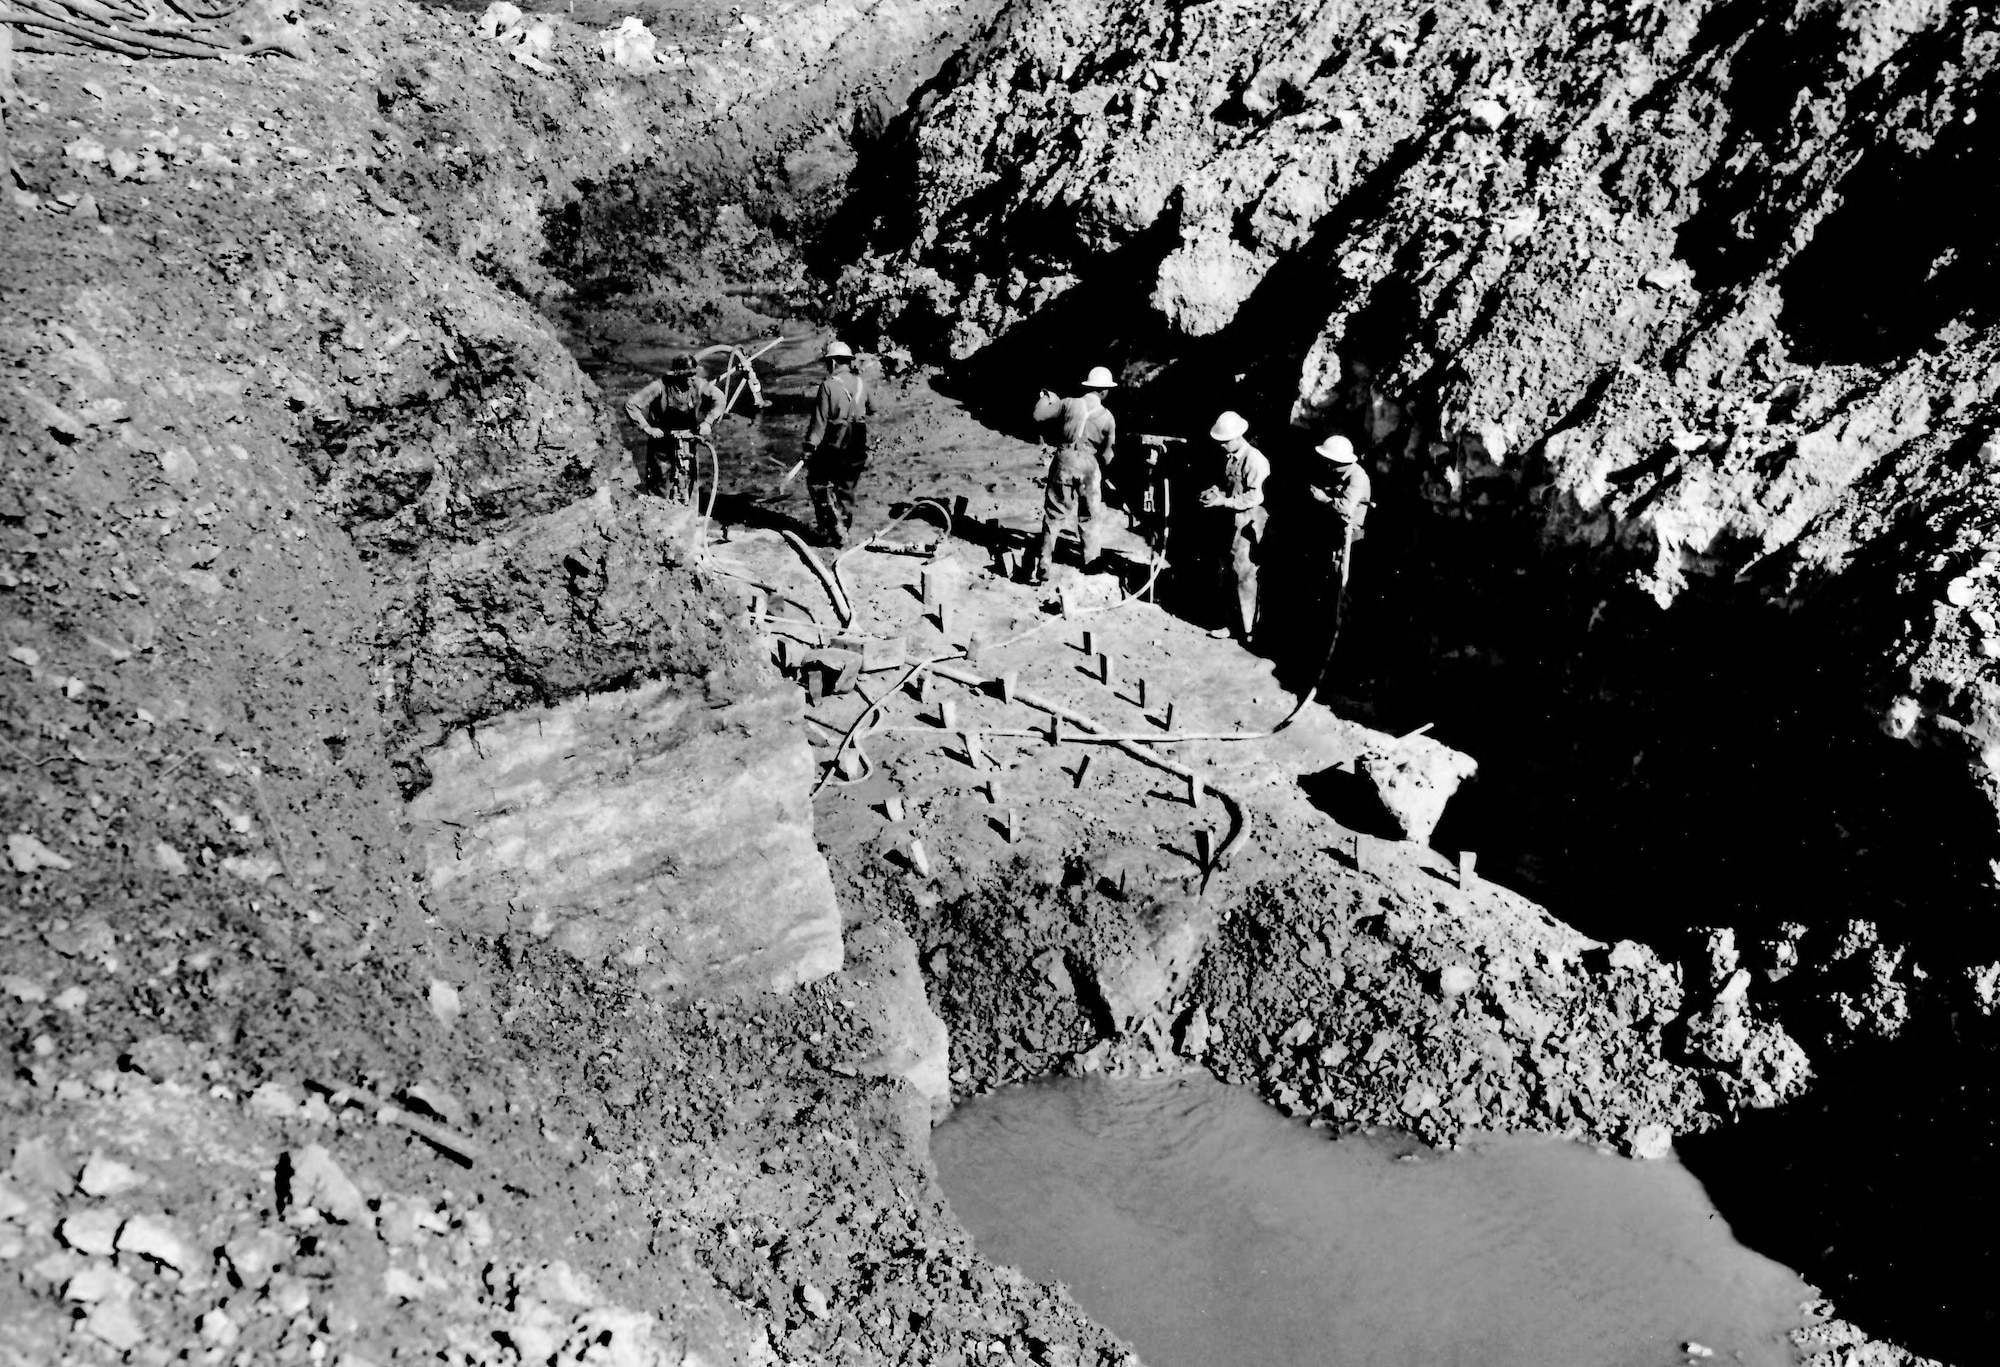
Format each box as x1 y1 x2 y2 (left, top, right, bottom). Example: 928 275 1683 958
935 1073 1811 1367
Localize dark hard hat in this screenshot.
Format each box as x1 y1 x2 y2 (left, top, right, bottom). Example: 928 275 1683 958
665 354 698 376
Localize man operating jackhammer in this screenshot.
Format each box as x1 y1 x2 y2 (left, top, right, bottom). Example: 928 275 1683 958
1198 410 1270 647
1022 364 1118 585
624 354 725 502
802 340 875 548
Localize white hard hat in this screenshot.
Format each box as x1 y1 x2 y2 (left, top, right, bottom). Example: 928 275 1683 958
1209 410 1248 441
1081 365 1116 389
1315 434 1357 462
822 339 854 360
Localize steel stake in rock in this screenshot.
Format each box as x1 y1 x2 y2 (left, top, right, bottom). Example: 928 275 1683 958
999 671 1018 704
1457 850 1478 889
1099 652 1114 686
909 839 931 878
885 795 905 822
1195 827 1213 871
939 699 957 731
963 731 984 770
1006 809 1018 844
1187 771 1204 807
1074 753 1092 789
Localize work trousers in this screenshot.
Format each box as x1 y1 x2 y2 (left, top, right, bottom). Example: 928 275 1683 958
806 446 868 545
1031 450 1103 576
1226 522 1261 639
641 435 698 502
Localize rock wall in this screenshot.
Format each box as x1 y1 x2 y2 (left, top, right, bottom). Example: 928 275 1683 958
837 0 2000 822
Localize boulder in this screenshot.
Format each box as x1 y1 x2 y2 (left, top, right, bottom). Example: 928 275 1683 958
1358 734 1478 845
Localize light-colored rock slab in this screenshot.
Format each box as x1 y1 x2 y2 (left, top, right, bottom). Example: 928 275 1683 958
410 680 841 995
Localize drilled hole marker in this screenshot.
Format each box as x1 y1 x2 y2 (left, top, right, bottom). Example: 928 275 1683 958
1136 677 1147 709
963 731 984 770
1162 699 1176 730
1082 629 1095 655
1074 753 1093 789
1195 827 1213 871
885 795 905 822
912 672 930 703
910 839 931 878
939 698 957 731
999 671 1018 704
1187 771 1204 807
1458 850 1478 888
937 599 954 634
1006 809 1018 844
1049 714 1062 747
921 569 937 607
1098 652 1114 686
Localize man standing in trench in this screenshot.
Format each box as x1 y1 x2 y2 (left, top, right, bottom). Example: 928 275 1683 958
624 354 725 502
803 339 875 548
1199 410 1270 646
1299 432 1371 676
1022 364 1118 585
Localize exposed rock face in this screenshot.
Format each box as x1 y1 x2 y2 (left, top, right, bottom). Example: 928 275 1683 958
409 678 843 994
839 0 2000 818
387 494 747 759
842 919 953 1128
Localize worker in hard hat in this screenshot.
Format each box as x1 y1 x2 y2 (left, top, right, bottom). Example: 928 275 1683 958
1299 432 1372 670
625 354 726 501
1197 410 1270 644
1022 364 1118 585
1308 433 1371 577
802 340 875 547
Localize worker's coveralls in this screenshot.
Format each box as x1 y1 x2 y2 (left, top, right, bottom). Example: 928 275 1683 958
804 368 874 545
1213 440 1271 639
1029 392 1115 579
625 375 725 501
1307 460 1372 594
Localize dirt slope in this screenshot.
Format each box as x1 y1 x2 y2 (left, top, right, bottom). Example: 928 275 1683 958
0 3 1135 1365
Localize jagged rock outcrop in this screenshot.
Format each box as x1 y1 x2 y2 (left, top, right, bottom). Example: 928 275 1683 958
838 0 2000 826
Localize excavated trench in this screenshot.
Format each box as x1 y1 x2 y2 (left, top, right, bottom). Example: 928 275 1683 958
5 2 1994 1365
533 11 2000 1362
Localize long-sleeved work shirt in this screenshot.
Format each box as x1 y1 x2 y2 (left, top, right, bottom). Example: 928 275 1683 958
804 370 874 453
1309 462 1372 540
1215 440 1271 537
625 375 724 438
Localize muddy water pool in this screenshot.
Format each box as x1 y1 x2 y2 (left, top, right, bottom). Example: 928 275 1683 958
934 1073 1812 1367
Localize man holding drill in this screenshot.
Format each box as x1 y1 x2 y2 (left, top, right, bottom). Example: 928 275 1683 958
624 354 725 502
